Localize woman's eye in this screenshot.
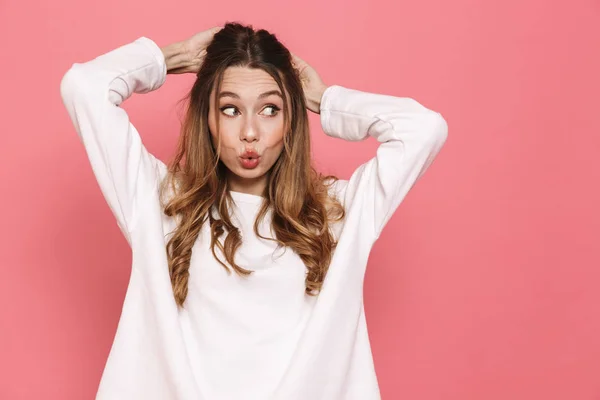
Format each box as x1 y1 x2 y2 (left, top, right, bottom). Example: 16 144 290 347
220 106 238 117
262 105 281 117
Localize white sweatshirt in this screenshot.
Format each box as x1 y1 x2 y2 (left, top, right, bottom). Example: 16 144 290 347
60 37 448 400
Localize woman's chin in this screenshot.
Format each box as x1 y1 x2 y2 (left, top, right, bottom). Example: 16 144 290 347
232 166 266 180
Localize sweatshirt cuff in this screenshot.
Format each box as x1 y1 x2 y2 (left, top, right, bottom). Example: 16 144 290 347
319 85 342 137
134 36 167 90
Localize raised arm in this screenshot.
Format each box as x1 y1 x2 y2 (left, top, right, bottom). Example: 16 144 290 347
319 85 448 242
60 37 169 245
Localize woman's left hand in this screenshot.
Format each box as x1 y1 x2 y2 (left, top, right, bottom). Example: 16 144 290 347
291 53 328 114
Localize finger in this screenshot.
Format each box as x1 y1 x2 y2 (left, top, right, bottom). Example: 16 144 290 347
291 55 306 72
291 53 303 65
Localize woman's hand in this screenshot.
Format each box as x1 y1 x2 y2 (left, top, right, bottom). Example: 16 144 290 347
162 26 223 74
291 53 328 114
181 27 223 73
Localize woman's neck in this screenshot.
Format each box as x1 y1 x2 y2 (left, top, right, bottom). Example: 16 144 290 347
227 173 267 196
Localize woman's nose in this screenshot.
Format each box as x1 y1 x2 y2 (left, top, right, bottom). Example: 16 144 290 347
240 118 259 142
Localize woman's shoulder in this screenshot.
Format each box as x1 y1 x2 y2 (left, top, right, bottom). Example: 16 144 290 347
322 176 349 206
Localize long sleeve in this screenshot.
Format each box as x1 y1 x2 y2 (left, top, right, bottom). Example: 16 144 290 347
60 37 167 246
320 85 448 242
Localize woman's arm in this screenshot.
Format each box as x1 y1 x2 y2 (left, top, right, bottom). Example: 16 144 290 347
60 37 169 245
320 85 448 242
291 52 447 242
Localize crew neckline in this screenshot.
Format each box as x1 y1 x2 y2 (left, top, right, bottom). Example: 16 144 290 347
229 190 265 205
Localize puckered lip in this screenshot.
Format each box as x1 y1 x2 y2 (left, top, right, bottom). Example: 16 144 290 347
240 149 260 159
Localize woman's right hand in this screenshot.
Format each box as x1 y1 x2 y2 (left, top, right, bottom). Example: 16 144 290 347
162 26 223 75
181 26 223 73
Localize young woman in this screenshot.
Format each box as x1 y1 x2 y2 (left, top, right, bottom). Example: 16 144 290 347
60 22 448 400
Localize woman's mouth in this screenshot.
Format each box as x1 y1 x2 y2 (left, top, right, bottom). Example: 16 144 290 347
239 155 260 169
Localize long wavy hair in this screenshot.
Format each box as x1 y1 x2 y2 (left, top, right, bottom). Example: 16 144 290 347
159 22 345 308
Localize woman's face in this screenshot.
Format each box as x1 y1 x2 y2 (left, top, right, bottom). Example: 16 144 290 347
208 66 286 195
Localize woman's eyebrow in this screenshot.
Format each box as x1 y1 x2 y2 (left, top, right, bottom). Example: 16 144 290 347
218 90 283 99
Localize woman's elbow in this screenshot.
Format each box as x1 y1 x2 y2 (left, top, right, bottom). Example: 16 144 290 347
59 64 83 105
425 111 448 148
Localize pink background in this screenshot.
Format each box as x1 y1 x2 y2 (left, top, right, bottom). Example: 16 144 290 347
1 0 599 398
